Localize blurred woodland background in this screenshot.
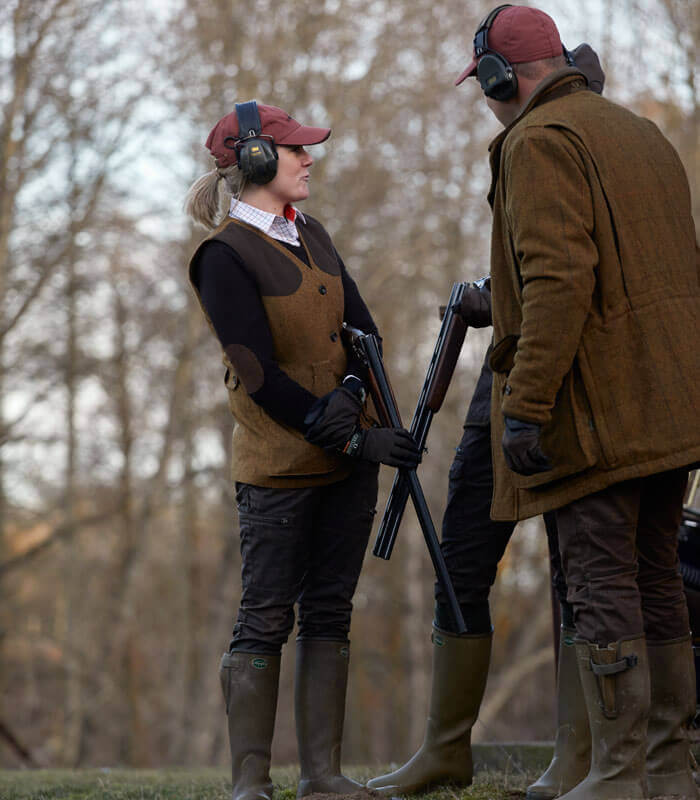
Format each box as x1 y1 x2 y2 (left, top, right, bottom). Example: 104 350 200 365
1 0 697 771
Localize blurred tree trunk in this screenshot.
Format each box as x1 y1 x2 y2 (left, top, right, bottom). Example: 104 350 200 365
174 303 203 762
108 267 147 765
58 168 85 765
0 0 73 756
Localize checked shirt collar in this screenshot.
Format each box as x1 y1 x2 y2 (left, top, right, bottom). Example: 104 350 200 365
228 198 305 247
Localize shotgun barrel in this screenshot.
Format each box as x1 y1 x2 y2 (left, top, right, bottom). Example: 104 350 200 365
345 328 466 634
373 282 469 561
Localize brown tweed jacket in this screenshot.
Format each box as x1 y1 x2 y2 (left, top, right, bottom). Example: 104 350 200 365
189 215 351 489
487 69 700 521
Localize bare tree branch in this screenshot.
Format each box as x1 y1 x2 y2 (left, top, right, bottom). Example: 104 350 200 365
0 508 118 576
0 717 38 766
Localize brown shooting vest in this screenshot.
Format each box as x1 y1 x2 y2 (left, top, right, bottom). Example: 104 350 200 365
189 214 351 488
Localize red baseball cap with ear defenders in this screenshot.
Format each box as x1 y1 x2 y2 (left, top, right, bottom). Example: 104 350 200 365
205 105 331 168
456 5 562 86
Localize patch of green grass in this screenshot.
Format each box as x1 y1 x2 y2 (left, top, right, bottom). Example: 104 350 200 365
0 767 226 800
0 761 547 800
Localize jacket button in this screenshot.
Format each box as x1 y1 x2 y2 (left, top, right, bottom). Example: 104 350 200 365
330 332 338 342
319 285 327 295
504 384 512 395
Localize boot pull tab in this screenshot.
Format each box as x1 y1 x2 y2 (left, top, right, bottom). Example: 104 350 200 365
590 653 638 675
590 648 639 719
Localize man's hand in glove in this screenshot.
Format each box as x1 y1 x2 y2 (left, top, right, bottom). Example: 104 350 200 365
501 416 552 476
440 283 492 326
344 427 422 469
457 284 492 328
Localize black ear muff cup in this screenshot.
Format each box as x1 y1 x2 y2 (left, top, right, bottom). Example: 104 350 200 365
233 101 279 185
477 52 518 101
237 137 278 185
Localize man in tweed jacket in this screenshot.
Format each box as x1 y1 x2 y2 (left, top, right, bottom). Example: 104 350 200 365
455 5 700 799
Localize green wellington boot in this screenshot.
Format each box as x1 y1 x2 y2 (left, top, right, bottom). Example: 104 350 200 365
526 627 591 800
219 651 281 800
295 639 363 797
367 628 492 795
557 636 649 800
646 635 699 799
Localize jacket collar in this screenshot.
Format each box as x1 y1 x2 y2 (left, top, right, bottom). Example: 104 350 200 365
486 68 588 207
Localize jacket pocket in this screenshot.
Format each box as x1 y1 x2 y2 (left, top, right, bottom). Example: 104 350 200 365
489 334 519 375
238 510 291 526
574 304 699 470
510 360 601 489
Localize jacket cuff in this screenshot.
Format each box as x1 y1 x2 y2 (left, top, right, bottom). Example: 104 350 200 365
501 389 551 425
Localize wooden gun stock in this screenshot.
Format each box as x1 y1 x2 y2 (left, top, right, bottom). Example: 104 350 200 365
426 312 467 413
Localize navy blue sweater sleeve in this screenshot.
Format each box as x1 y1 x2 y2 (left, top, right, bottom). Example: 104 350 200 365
193 240 318 433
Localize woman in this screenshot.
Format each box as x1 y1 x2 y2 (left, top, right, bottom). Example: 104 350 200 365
185 101 419 800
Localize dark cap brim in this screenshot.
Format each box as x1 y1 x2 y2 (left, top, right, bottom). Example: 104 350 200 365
455 58 479 86
277 124 331 146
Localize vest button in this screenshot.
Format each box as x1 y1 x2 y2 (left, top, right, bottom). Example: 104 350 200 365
318 285 327 295
330 332 338 342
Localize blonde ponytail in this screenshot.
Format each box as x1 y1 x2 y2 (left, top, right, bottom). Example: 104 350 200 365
184 165 247 229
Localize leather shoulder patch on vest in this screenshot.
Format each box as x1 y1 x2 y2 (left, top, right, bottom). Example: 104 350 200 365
214 222 303 297
300 215 341 276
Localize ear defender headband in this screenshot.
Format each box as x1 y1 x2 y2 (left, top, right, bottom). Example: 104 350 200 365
224 101 278 185
474 4 518 101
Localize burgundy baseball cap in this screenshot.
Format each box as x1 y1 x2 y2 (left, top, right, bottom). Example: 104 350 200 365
455 5 563 86
205 104 331 168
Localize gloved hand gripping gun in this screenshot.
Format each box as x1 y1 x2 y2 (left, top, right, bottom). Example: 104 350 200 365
374 281 471 562
342 322 467 634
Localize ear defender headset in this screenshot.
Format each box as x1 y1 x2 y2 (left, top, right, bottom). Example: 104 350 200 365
474 5 576 101
474 5 518 101
223 101 278 185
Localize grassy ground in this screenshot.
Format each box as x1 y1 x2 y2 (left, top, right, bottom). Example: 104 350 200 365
0 768 541 800
0 747 555 800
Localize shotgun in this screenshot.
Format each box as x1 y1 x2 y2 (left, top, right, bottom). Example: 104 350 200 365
374 281 472 560
342 324 467 634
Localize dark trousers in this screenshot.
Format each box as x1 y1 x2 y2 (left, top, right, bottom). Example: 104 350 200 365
435 422 569 634
556 468 690 645
230 463 379 654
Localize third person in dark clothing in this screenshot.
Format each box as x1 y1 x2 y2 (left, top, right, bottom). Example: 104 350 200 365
369 29 609 800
